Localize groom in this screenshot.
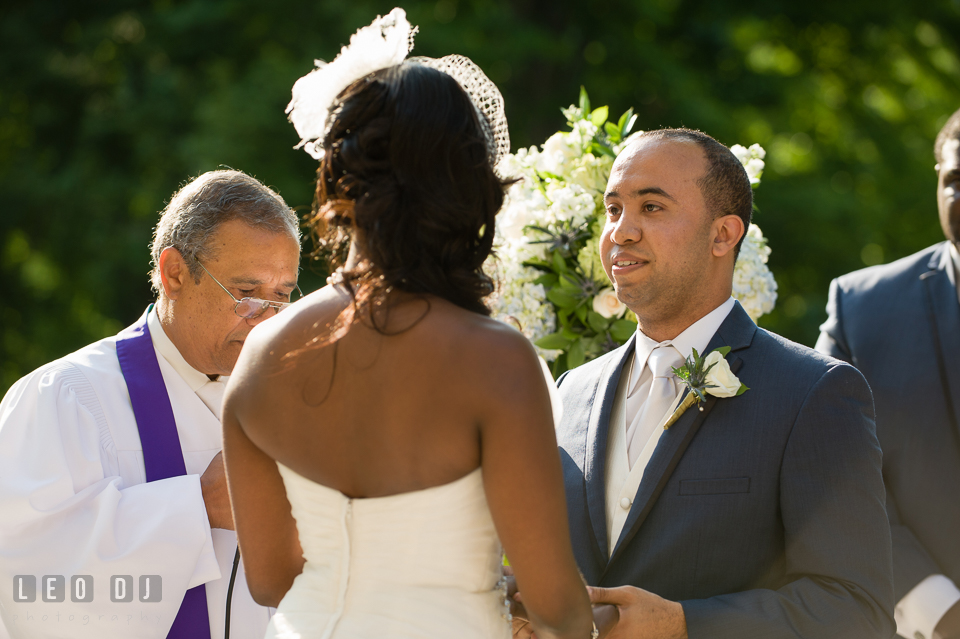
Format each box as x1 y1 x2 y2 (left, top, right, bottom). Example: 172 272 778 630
553 130 895 638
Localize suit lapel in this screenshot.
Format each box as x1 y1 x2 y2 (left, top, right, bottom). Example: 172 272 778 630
583 335 636 564
604 302 756 572
921 244 960 436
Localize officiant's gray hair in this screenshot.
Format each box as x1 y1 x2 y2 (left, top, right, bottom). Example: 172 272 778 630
149 170 300 295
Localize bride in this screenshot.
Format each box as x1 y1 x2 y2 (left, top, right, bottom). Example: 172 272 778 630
221 8 597 639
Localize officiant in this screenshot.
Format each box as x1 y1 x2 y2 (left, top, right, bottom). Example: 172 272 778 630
0 169 302 639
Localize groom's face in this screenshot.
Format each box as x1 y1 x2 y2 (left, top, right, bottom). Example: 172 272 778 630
600 137 712 317
938 137 960 244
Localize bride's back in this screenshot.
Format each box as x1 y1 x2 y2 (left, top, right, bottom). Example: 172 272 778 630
237 288 533 498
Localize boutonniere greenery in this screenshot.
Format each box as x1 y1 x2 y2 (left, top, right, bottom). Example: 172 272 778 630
663 347 748 430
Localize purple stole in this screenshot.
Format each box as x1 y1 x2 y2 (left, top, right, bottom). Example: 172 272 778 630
116 312 212 639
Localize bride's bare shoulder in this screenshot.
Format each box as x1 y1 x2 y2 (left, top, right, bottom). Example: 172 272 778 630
436 304 545 383
235 285 349 370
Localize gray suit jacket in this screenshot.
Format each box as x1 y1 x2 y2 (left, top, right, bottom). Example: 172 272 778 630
817 241 960 602
556 301 895 638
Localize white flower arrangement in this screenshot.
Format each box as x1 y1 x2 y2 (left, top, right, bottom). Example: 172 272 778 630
486 90 778 375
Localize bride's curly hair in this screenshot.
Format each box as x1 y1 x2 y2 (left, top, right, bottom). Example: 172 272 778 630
308 60 513 340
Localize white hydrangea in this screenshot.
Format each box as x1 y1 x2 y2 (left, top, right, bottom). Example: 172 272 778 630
485 249 560 360
538 132 580 176
544 183 596 228
567 152 613 196
730 143 765 185
733 224 778 321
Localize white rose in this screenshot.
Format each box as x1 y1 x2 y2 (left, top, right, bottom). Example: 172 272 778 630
592 287 626 319
702 350 743 398
748 143 766 159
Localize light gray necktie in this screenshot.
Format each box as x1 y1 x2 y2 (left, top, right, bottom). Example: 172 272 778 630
626 345 684 468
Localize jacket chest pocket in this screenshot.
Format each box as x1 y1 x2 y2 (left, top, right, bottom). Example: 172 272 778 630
679 477 751 496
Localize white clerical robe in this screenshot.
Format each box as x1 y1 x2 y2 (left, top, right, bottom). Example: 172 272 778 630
0 307 272 639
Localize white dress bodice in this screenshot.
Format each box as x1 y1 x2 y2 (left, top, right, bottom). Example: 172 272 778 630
265 464 511 639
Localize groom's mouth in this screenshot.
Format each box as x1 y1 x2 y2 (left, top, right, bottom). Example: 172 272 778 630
611 256 648 275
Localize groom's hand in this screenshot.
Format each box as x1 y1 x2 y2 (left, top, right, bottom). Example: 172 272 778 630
588 585 687 639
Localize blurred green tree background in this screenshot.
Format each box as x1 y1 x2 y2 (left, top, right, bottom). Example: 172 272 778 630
3 0 960 394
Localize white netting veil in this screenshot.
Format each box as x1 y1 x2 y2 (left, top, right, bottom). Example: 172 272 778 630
287 7 510 167
415 55 511 166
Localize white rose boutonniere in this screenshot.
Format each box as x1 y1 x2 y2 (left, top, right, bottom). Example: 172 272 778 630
663 346 748 429
592 287 627 319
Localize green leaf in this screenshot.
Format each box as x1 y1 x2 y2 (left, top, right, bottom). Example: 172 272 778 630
535 332 571 350
617 107 634 133
579 86 591 116
568 338 586 369
623 113 638 135
547 288 579 309
604 121 621 142
552 250 568 274
558 274 580 290
561 327 579 340
533 273 559 287
592 143 616 158
736 383 749 396
574 304 588 324
610 319 637 342
552 354 568 378
590 106 609 127
587 310 609 333
713 346 731 357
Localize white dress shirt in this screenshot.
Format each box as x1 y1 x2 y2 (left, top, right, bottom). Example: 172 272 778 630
147 309 226 419
894 243 960 639
604 297 735 555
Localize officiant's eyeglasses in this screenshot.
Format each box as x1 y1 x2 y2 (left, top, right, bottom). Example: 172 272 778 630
196 261 302 319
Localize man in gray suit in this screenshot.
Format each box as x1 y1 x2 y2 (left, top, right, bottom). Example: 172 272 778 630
554 129 894 638
817 109 960 639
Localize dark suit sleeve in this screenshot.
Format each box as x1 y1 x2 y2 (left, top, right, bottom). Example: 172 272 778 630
815 278 853 363
680 364 895 639
887 489 943 601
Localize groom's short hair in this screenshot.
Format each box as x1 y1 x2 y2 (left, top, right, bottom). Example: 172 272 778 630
935 107 960 165
636 128 753 256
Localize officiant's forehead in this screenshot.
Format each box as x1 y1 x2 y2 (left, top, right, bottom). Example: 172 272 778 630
605 137 707 202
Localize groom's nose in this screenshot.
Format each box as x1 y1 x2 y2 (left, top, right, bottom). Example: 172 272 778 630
610 211 641 244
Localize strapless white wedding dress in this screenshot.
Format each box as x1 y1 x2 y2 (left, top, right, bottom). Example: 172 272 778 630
264 463 512 639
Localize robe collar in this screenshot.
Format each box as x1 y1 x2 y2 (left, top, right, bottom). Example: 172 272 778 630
147 306 228 392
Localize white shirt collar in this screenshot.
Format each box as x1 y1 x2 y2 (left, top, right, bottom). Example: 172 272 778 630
629 296 736 395
147 306 226 392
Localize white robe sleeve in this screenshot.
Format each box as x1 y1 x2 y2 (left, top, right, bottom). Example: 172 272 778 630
0 362 219 639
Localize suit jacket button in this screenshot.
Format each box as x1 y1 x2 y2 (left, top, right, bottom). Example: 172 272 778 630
620 497 632 509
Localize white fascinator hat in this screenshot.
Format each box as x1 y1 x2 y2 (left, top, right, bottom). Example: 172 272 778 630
286 8 510 165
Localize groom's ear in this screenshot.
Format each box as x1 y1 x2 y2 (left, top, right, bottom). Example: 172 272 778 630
711 214 745 259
